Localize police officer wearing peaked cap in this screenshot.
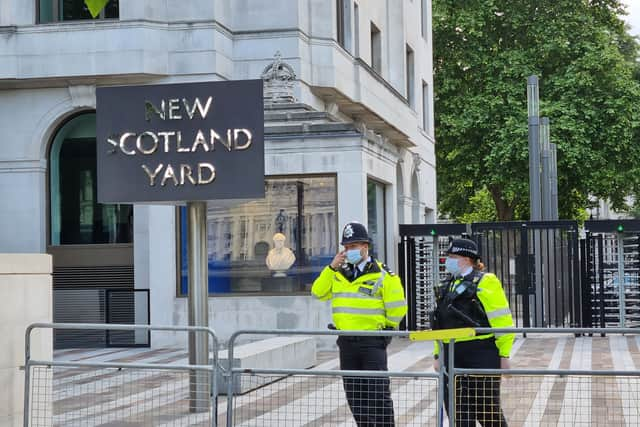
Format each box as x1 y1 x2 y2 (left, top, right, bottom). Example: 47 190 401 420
312 222 407 426
432 238 514 426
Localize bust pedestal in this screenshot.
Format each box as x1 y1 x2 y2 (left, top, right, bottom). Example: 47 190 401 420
261 276 298 292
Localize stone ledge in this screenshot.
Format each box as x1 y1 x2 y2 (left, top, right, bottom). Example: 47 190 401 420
0 254 51 275
216 336 316 395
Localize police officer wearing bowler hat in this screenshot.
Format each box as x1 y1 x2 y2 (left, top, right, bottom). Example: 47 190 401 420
312 222 407 427
432 238 514 426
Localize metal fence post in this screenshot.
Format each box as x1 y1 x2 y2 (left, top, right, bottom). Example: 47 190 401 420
448 340 456 425
226 333 237 427
436 340 445 427
209 328 219 427
23 325 33 427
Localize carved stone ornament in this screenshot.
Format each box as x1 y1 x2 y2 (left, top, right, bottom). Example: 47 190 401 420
261 51 297 104
412 152 422 173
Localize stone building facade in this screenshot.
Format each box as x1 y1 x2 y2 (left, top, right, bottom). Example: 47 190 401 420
0 0 436 345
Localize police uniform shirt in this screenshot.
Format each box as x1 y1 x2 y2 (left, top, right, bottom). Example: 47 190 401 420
352 256 371 279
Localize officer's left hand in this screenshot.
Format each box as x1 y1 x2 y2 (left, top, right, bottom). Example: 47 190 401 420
500 357 510 370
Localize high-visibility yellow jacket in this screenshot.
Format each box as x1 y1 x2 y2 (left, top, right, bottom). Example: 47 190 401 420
433 272 514 358
311 260 407 330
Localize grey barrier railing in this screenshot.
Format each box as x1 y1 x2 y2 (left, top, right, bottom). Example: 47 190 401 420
224 328 444 427
445 327 640 426
24 324 640 426
24 323 220 427
225 327 640 426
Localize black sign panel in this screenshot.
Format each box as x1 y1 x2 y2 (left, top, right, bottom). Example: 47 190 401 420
96 80 264 203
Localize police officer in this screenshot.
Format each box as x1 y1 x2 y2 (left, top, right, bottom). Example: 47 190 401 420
312 222 407 427
432 238 514 426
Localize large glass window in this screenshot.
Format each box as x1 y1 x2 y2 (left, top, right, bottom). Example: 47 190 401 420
178 176 338 295
38 0 119 23
49 113 133 245
367 179 387 259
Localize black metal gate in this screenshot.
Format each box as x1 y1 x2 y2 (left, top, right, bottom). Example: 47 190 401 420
473 221 580 328
398 224 467 331
582 220 640 328
399 221 581 330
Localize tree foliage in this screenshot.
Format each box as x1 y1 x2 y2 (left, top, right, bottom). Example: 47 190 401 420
433 0 640 221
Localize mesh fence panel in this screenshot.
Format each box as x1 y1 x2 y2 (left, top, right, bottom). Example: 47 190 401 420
230 373 438 426
454 374 640 426
28 365 213 427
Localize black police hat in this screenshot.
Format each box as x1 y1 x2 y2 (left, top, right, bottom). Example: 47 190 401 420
341 222 370 245
447 238 479 260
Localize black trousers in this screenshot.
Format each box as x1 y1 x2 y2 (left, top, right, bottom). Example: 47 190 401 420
443 338 508 426
337 336 395 426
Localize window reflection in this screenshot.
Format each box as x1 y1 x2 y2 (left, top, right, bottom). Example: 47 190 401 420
49 113 133 245
367 179 386 259
180 176 338 295
38 0 119 23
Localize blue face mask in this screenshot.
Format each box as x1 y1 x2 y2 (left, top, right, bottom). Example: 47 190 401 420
445 257 462 276
345 248 363 264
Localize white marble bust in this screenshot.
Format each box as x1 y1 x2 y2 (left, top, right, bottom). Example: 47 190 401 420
265 233 296 277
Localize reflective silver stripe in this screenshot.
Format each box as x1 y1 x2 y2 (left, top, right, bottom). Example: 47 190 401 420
332 307 386 316
384 300 407 309
486 308 512 320
333 292 382 300
386 315 404 323
372 269 386 294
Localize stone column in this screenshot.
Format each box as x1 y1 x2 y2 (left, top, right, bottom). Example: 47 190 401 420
1 254 52 427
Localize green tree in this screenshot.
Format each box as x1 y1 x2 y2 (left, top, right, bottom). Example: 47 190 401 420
84 0 110 18
434 0 640 221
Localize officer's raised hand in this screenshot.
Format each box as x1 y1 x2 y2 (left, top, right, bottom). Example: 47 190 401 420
330 251 346 270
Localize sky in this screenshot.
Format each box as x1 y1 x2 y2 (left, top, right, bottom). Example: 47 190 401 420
621 0 640 37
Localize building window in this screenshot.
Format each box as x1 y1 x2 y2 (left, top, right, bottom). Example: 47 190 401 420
337 0 346 48
178 176 338 295
406 45 415 108
38 0 119 24
354 2 360 57
370 22 382 73
422 81 430 131
49 113 132 245
367 179 387 260
421 0 428 40
336 0 353 52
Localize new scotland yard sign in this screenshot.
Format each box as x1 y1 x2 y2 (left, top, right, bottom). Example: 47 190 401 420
96 80 265 204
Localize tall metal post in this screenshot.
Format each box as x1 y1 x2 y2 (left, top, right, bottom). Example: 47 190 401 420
527 76 544 325
187 201 210 412
617 233 626 327
540 117 552 220
550 143 559 220
527 76 542 221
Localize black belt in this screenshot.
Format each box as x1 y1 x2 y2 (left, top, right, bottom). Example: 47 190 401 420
338 335 386 342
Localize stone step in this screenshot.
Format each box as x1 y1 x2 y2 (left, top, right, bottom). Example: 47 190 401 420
215 336 317 395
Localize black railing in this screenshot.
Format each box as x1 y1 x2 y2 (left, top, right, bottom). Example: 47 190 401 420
53 288 150 349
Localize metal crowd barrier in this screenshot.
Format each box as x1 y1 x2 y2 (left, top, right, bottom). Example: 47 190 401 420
24 324 640 426
24 323 220 427
443 327 640 426
224 329 449 427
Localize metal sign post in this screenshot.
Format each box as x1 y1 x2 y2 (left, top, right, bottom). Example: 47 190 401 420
96 79 265 414
187 201 209 410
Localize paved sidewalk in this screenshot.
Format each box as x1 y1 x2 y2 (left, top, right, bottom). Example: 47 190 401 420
36 334 640 426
